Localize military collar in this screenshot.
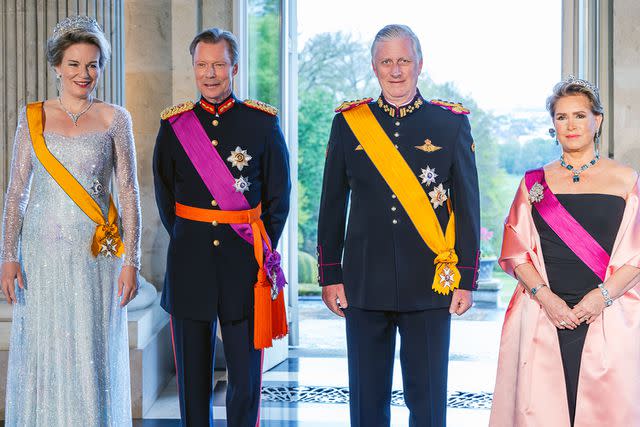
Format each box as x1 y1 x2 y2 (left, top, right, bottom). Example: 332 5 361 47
199 94 236 116
376 90 425 118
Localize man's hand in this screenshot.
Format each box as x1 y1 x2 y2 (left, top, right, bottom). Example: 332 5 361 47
322 283 348 317
449 289 473 316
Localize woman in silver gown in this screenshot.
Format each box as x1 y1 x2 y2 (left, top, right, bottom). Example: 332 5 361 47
0 16 141 426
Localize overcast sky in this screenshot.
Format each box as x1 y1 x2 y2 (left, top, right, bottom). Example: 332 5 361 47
298 0 562 114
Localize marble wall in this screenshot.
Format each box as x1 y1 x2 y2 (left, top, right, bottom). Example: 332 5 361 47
124 0 234 286
612 0 640 169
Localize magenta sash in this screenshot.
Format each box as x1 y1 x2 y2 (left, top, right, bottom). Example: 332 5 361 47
525 168 609 281
169 110 286 289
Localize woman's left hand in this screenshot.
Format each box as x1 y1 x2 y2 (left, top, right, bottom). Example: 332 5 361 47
572 288 606 324
118 265 139 308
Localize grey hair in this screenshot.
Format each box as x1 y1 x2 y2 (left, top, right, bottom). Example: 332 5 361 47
46 19 111 68
546 79 604 117
371 24 423 62
189 28 239 65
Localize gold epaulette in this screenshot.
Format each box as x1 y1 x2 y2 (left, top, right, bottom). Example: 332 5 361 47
244 99 278 116
160 101 195 120
429 99 470 115
335 98 373 113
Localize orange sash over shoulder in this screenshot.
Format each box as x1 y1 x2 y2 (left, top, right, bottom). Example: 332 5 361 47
25 101 123 258
342 104 459 294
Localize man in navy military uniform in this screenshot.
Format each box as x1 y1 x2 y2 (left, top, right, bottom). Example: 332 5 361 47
153 28 290 426
317 24 480 426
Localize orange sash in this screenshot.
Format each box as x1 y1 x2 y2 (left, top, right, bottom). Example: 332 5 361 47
25 102 124 258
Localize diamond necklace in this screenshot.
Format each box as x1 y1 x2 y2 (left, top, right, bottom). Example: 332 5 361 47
58 97 94 126
559 153 600 183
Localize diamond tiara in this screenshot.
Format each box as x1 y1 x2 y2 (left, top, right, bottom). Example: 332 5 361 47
51 15 102 40
564 75 599 95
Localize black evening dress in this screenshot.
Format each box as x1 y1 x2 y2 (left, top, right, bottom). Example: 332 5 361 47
532 193 625 426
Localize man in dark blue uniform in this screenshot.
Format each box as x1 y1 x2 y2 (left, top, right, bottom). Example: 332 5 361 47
317 24 480 427
153 28 290 426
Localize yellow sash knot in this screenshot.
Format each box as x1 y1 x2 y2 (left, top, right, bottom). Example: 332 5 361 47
26 101 124 259
433 249 461 295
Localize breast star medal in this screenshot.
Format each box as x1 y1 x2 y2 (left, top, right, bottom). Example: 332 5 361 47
428 183 448 208
233 176 251 193
439 266 455 289
419 166 438 186
415 138 442 152
90 179 104 197
227 146 252 171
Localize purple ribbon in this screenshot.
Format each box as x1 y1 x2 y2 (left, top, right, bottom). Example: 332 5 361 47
525 168 609 281
169 110 286 288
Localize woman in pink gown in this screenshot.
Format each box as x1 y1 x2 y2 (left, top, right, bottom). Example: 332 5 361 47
490 76 640 427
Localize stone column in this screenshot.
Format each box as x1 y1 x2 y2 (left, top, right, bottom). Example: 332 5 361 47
0 0 124 211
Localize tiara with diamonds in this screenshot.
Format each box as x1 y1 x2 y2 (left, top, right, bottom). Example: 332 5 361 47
51 15 103 40
564 75 599 95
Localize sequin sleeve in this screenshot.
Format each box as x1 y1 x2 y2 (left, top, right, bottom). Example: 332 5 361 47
110 106 142 269
1 107 34 263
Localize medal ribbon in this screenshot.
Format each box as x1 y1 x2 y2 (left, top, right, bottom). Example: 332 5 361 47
25 102 124 258
342 105 460 295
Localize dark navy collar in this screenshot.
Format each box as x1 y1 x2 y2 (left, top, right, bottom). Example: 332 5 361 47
376 90 425 118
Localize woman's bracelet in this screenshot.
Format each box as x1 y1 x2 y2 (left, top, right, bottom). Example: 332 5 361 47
598 283 613 307
530 283 547 297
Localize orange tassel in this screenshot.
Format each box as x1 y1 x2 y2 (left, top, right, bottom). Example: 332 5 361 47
271 290 288 340
253 269 274 349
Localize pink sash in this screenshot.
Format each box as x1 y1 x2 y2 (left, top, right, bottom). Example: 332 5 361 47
525 168 609 281
169 110 286 289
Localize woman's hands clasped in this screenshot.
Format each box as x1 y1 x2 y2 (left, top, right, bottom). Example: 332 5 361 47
1 262 24 304
572 288 606 325
536 287 581 330
118 265 139 307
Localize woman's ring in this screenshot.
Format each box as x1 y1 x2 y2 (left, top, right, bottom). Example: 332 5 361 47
559 320 567 326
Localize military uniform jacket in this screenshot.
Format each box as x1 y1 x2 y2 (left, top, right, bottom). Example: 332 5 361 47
153 94 291 322
317 92 480 311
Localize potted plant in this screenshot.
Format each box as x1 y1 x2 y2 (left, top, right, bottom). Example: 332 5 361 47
475 227 502 307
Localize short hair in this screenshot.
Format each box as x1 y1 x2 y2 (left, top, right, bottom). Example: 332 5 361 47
371 24 423 62
189 28 239 65
546 78 604 117
46 16 111 68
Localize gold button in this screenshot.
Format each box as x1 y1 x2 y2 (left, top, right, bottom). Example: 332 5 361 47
395 121 400 126
392 219 398 224
211 200 218 207
212 119 219 126
212 220 218 226
212 139 219 147
391 206 397 211
213 239 220 246
394 132 399 137
392 194 397 199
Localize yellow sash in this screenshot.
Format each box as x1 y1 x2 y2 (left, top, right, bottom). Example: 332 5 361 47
342 105 459 295
26 102 124 258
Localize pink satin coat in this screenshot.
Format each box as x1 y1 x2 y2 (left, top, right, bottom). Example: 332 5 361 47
489 178 640 427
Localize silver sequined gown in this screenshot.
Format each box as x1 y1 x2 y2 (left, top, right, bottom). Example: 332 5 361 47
0 105 141 426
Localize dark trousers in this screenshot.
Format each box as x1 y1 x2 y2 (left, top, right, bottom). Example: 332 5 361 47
170 316 263 427
344 307 451 427
557 322 589 427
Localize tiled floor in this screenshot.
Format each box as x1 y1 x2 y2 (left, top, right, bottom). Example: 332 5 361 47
142 298 504 426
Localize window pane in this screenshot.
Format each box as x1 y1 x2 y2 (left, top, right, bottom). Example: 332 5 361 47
248 0 282 109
